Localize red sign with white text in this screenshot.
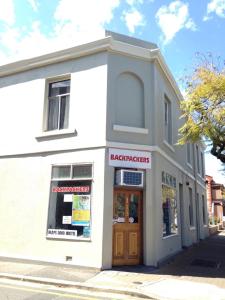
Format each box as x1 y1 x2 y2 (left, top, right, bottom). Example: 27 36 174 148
52 186 90 193
109 148 151 169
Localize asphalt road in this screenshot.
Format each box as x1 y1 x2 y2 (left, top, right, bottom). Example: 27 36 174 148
0 281 114 300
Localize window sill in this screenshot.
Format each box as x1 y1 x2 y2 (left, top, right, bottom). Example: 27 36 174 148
46 235 91 241
163 140 175 152
162 233 178 239
36 128 77 140
113 124 149 134
190 226 196 231
186 162 193 169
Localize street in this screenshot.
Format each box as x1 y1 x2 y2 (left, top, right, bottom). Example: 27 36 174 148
0 279 131 300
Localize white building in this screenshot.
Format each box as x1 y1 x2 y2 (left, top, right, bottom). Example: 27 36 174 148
0 31 208 269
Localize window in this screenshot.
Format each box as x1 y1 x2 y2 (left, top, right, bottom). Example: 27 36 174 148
200 152 205 177
187 143 191 165
202 195 206 225
164 96 172 145
196 145 200 174
47 164 92 239
162 172 177 237
189 187 194 227
47 79 70 131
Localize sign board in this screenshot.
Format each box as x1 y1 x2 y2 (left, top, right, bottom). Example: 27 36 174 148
109 148 151 169
72 195 90 226
47 229 77 238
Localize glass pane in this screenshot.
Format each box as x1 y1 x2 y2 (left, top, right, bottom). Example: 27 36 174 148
162 185 177 236
72 165 92 178
47 98 59 130
52 166 71 179
113 193 125 223
129 194 139 223
49 80 70 97
59 95 69 129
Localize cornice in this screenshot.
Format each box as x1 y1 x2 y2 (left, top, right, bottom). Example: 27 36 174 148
0 35 183 103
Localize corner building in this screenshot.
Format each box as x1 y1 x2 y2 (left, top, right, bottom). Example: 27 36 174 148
0 31 208 269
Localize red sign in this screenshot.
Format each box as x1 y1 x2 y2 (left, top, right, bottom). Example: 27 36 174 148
52 186 90 193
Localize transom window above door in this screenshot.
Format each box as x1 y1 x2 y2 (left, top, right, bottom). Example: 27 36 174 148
47 78 70 131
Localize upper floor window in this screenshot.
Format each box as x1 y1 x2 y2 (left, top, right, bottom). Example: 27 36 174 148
164 96 172 145
187 143 191 165
200 151 205 178
189 187 194 227
196 145 200 174
47 79 70 131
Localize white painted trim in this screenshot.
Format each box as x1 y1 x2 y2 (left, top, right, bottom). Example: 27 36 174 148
186 162 193 170
163 140 175 152
162 234 179 240
36 128 77 139
113 124 149 134
0 35 183 105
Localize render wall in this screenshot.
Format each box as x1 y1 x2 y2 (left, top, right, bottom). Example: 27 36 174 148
0 148 106 268
0 52 108 157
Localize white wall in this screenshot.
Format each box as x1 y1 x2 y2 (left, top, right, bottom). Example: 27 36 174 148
0 148 106 268
0 55 108 156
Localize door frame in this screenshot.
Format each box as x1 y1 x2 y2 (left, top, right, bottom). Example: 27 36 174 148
112 187 143 266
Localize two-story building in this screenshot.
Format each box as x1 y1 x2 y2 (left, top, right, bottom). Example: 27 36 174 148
0 31 208 269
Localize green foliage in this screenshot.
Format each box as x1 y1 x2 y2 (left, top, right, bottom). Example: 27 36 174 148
178 54 225 163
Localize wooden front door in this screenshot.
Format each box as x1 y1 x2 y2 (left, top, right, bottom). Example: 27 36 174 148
112 189 142 266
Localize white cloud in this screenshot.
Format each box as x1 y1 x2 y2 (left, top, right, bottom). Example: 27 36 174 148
126 0 143 5
0 0 15 26
123 9 145 33
204 0 225 21
155 1 196 44
0 0 120 65
27 0 39 12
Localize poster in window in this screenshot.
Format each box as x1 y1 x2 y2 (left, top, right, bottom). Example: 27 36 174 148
72 195 90 226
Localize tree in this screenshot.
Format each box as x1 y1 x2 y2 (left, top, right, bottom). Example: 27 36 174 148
178 54 225 163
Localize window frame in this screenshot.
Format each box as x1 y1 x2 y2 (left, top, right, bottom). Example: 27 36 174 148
46 163 93 241
162 172 178 238
43 75 71 132
196 145 200 175
164 95 172 145
188 187 194 227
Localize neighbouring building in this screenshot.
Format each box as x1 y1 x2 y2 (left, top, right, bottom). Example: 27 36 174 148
206 175 225 224
0 31 208 269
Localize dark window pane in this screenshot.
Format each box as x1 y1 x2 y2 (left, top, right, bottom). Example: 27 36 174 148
47 98 59 130
59 95 69 129
49 80 70 97
129 194 138 223
114 193 125 222
52 166 71 179
47 180 91 238
72 165 92 178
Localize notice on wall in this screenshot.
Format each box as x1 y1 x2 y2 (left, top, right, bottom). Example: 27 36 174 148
72 195 90 226
109 148 151 169
47 229 77 238
63 194 73 202
62 216 72 224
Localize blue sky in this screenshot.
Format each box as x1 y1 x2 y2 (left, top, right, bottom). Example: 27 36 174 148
0 0 224 183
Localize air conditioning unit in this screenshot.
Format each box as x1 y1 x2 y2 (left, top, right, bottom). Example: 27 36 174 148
115 169 144 187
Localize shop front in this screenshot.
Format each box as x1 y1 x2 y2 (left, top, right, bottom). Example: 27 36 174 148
109 148 151 266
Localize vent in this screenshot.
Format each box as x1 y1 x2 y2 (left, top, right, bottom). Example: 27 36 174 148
116 170 144 187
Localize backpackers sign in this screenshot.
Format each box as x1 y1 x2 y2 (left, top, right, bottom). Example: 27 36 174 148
109 148 151 169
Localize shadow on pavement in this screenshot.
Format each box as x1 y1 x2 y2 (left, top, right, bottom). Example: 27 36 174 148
113 231 225 279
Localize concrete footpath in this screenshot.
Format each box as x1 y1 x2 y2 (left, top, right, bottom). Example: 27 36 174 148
1 231 225 300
